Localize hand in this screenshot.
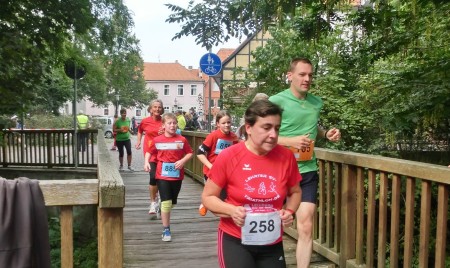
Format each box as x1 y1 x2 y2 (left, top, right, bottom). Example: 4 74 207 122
326 128 341 142
280 209 295 227
158 126 165 135
144 162 151 172
174 160 185 170
135 142 141 149
291 134 313 150
231 206 247 227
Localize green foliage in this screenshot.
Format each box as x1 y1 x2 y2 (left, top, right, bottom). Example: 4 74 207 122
1 0 150 116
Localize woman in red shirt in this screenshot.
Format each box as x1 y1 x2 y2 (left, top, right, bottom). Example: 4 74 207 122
202 100 301 268
136 99 164 215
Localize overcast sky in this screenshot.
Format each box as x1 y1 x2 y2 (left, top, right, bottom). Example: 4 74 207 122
123 0 241 68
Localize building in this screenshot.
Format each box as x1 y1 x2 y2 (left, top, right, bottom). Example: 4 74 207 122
143 61 204 115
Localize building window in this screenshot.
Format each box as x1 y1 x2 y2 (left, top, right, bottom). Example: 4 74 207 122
177 85 183 95
190 85 197 95
164 85 170 96
136 109 141 117
103 108 109 115
164 106 170 113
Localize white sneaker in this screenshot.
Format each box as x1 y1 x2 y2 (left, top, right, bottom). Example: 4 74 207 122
119 166 123 171
148 202 157 214
128 166 134 172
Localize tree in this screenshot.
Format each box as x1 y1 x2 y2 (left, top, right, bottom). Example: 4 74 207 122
168 0 450 155
0 0 152 115
165 0 310 50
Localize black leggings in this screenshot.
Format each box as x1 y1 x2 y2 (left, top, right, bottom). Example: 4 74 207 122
148 162 157 186
156 179 182 204
218 229 286 268
116 139 131 158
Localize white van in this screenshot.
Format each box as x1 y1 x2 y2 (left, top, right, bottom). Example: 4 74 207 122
93 116 114 138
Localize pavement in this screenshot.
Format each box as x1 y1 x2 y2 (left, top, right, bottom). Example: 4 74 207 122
105 134 147 173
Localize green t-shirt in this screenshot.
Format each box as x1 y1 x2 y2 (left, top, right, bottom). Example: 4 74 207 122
115 117 131 141
269 89 323 173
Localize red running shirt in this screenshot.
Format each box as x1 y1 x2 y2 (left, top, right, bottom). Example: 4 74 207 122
148 134 193 181
209 142 302 242
201 129 238 175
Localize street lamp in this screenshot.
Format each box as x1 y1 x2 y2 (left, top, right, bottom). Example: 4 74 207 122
115 93 120 116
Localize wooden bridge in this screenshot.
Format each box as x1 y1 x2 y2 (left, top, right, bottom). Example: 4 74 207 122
0 129 448 267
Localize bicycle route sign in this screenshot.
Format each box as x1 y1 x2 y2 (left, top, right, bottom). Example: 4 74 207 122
199 52 222 76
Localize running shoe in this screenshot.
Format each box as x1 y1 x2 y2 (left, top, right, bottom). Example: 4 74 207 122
119 165 123 171
161 228 171 242
128 166 134 172
148 202 157 214
198 203 207 216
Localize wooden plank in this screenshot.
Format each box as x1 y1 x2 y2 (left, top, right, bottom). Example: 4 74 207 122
403 177 415 268
435 184 448 268
98 208 123 268
97 134 125 208
377 172 388 268
366 170 376 267
390 174 401 268
355 167 365 265
318 160 326 243
418 180 431 268
326 161 333 248
339 164 356 267
315 148 450 184
60 206 73 268
333 163 341 252
39 179 98 206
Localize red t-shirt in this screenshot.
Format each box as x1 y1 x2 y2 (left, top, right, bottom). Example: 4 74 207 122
139 116 163 160
149 134 193 181
201 129 238 175
209 142 302 242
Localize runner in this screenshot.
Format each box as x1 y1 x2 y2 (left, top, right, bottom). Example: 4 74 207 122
197 110 238 216
136 99 164 215
202 100 302 267
144 113 193 242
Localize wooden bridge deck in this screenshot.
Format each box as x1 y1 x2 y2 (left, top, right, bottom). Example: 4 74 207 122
121 171 300 268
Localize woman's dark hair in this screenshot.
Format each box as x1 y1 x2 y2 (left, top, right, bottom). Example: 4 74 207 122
242 100 282 139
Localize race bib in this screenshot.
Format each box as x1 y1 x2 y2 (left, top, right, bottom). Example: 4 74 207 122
241 211 281 245
161 162 180 178
289 141 314 161
214 139 233 154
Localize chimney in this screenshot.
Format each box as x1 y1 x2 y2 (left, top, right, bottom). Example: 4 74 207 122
188 66 193 70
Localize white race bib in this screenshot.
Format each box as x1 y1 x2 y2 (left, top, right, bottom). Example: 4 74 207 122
241 211 281 245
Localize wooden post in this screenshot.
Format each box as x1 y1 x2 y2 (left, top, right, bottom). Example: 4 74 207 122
339 164 357 267
98 208 123 268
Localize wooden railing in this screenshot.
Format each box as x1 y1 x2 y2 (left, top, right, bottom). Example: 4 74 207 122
1 129 98 167
182 131 449 268
36 133 124 267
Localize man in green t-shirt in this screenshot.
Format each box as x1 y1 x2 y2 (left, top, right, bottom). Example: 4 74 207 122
269 58 341 268
114 108 134 172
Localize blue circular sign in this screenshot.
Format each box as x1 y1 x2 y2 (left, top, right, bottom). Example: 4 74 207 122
199 53 222 76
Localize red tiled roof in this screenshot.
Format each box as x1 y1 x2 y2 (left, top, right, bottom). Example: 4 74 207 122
216 48 235 62
143 62 204 81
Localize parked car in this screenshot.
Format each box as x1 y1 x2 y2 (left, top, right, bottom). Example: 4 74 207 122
92 116 114 138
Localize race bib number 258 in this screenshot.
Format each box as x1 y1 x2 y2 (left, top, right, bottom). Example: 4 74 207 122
241 211 281 245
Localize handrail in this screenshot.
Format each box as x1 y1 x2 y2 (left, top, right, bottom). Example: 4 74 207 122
35 132 124 268
182 131 449 268
1 129 99 167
